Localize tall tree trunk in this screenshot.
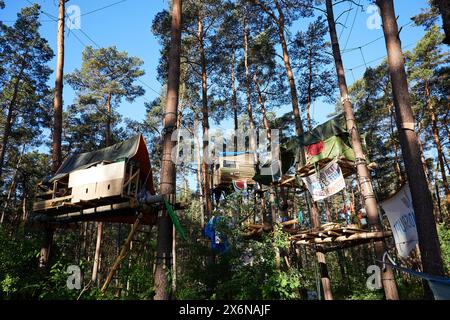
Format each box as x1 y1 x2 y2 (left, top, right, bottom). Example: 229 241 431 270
254 0 304 140
91 222 103 284
194 114 205 228
310 201 333 300
40 0 66 274
376 0 445 298
254 74 275 228
425 80 450 209
92 93 112 285
52 0 65 173
253 74 271 141
154 0 181 300
306 48 313 131
434 162 444 222
243 15 256 151
105 93 112 147
254 0 333 298
198 16 213 217
278 0 334 298
389 103 404 188
274 1 303 140
0 67 24 183
231 48 239 153
416 123 437 216
0 146 25 224
436 0 450 45
326 0 398 300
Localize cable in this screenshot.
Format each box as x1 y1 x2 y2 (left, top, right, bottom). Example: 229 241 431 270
137 79 162 96
77 27 101 48
25 0 168 101
345 41 416 72
343 0 360 52
338 1 353 41
78 0 127 19
359 47 367 68
341 21 414 55
342 35 384 54
66 27 87 47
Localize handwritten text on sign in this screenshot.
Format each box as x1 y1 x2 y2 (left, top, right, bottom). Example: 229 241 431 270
301 161 345 201
380 184 418 258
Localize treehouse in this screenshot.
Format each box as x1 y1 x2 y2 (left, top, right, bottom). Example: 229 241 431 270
32 135 158 226
212 151 256 189
252 146 296 188
296 114 372 177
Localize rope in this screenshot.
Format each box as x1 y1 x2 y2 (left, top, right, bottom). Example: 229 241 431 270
377 257 450 284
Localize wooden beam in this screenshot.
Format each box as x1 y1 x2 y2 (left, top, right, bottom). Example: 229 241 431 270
294 230 392 245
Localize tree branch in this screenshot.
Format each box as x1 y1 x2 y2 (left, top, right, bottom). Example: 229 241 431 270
251 0 280 24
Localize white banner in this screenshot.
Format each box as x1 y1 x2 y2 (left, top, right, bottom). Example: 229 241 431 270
380 184 418 258
301 161 345 201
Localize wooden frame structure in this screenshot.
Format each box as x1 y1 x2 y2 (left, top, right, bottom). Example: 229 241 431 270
32 135 158 226
212 152 256 189
242 221 392 251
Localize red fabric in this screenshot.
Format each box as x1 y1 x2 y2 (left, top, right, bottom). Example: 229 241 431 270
234 180 246 190
306 140 324 156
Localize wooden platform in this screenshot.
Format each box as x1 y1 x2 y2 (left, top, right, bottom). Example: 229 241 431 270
289 223 391 247
242 221 392 250
31 200 158 226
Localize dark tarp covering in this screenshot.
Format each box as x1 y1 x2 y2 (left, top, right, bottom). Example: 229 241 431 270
252 146 296 186
43 135 155 193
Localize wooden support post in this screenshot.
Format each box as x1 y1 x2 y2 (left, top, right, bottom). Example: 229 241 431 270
38 226 54 270
101 215 142 293
311 201 333 300
316 249 333 300
92 222 103 284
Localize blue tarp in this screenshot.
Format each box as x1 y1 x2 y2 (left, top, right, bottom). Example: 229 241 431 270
204 216 230 254
381 261 450 300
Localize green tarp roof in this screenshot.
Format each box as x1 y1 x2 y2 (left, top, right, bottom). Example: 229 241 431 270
299 113 347 147
44 135 143 185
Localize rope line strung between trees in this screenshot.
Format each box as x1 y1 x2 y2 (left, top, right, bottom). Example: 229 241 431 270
342 0 361 52
338 0 353 41
13 0 128 24
26 0 162 100
341 21 414 55
72 0 128 20
345 42 416 72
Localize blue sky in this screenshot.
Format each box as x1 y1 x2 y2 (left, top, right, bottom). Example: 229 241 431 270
1 0 430 131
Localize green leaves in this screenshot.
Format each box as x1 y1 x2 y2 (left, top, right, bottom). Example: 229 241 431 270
262 270 302 300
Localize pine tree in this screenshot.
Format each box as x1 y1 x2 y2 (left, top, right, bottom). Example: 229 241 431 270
291 16 335 130
376 0 445 298
66 46 145 147
406 26 450 213
0 4 53 185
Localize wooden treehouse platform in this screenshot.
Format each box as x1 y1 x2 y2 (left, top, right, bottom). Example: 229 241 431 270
212 152 257 189
31 135 163 226
289 223 392 249
243 221 392 251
